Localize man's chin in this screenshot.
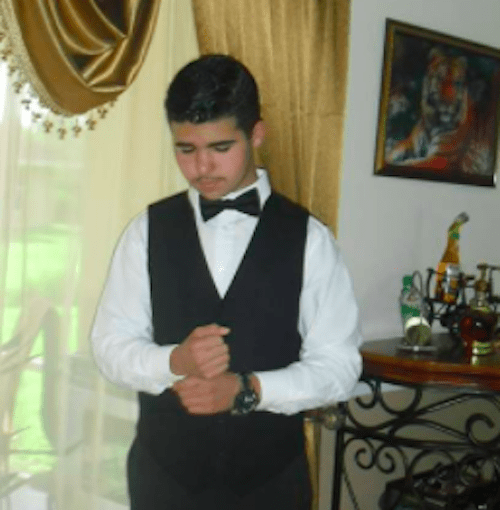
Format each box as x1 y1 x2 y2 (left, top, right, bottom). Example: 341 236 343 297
198 190 226 201
194 180 227 200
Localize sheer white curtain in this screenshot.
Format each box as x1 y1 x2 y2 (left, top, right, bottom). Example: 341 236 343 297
0 1 198 508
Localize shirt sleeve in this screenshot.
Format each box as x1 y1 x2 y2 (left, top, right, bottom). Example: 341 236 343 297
90 211 183 395
254 216 363 415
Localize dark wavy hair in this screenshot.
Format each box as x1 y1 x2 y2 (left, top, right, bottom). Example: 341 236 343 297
165 54 261 137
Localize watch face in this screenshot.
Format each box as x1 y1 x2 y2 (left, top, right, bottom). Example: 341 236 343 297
231 373 259 415
232 388 258 415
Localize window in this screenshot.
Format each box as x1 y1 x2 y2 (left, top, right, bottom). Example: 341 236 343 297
0 61 85 478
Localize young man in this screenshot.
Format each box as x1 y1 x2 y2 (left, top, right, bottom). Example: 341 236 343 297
91 54 363 510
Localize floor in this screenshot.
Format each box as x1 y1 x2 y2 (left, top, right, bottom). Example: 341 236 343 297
2 485 49 510
3 485 128 510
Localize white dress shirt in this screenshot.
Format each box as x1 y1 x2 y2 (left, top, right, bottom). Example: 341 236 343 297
91 169 363 415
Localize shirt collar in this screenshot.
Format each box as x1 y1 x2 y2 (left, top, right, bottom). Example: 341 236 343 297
188 168 271 219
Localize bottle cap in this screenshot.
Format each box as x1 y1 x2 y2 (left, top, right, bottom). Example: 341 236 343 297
402 275 413 287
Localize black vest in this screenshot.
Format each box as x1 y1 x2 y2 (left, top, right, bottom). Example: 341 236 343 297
138 191 308 495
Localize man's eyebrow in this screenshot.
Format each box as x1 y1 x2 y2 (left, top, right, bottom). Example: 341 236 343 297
174 139 236 149
207 139 236 147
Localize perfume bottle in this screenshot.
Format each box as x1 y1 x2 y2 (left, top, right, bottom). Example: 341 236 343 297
434 212 469 303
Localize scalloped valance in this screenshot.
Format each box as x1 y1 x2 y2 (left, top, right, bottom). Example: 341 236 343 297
0 0 161 136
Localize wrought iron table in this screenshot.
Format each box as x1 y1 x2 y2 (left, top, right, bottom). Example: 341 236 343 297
328 333 500 510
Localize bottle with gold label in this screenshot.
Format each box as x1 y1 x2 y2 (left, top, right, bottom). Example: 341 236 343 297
469 264 491 312
459 264 497 357
434 212 469 303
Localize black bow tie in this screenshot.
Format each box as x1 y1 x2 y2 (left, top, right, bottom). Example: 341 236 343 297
200 189 260 221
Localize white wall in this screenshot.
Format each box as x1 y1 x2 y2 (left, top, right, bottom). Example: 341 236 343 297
319 3 500 508
338 0 500 342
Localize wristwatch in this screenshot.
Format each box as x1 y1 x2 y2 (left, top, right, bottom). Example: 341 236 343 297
231 372 259 415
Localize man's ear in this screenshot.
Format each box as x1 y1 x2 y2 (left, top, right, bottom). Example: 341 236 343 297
251 120 266 148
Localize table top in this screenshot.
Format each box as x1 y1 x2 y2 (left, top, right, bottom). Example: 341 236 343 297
361 333 500 392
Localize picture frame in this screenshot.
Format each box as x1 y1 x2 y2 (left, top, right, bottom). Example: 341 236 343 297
374 19 500 187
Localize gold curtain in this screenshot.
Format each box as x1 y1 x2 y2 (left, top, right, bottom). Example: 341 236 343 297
192 0 350 232
0 0 161 116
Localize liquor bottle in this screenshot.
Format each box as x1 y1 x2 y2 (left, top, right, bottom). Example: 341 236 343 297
434 212 469 303
469 263 491 312
400 273 431 347
459 264 497 357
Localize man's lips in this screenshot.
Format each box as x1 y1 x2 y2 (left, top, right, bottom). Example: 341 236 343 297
195 177 224 190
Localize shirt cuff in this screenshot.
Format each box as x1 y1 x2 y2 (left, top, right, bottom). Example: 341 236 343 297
253 370 304 415
148 344 185 393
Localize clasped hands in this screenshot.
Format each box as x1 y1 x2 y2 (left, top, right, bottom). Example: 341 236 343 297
170 324 240 415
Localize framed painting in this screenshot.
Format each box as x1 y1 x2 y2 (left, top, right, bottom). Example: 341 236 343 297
374 19 500 187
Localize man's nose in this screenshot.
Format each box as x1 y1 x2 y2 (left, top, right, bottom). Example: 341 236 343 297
196 149 212 174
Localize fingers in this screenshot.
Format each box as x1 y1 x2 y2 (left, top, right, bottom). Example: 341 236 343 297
187 324 230 378
191 324 230 340
173 374 240 415
198 352 229 378
173 377 214 414
170 323 231 378
189 337 230 378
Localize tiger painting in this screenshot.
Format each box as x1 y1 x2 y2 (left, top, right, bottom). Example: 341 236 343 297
386 47 499 178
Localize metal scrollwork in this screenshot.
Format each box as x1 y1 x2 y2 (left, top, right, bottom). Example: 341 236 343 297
330 377 500 509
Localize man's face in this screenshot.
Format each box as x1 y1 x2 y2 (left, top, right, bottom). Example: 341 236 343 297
170 117 264 200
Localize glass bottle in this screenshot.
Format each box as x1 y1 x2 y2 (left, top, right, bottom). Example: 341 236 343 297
400 273 431 347
434 212 469 303
459 264 497 357
469 264 491 312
